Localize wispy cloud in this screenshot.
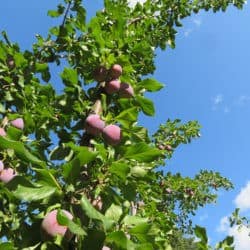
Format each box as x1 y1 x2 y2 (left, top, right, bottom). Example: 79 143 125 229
193 18 202 27
199 213 208 221
237 95 250 106
213 94 223 105
184 29 192 37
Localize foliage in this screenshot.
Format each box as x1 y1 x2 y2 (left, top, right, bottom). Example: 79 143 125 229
0 0 246 249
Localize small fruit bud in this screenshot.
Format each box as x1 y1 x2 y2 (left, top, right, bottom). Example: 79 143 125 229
85 114 105 136
110 64 122 79
102 124 121 146
119 83 134 98
0 168 17 183
41 210 73 239
105 79 121 94
11 118 24 130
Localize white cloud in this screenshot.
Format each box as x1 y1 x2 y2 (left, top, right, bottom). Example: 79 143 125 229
217 216 250 250
234 182 250 211
229 226 250 250
193 18 202 27
127 0 146 8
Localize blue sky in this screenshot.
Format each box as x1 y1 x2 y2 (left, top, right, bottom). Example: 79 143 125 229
1 1 250 249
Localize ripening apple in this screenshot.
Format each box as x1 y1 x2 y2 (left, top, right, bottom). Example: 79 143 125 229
0 161 3 172
0 128 6 136
91 196 103 211
102 124 121 146
0 168 16 183
93 66 108 82
119 83 134 98
85 114 105 136
105 79 121 94
11 118 24 130
109 64 122 79
102 246 111 250
41 209 73 239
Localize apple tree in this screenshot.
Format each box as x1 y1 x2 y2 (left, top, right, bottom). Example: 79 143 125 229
0 0 245 249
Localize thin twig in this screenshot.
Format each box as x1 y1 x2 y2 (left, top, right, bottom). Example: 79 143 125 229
62 0 73 27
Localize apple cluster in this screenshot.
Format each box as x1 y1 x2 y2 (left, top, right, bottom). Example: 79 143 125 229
85 114 121 146
93 64 134 98
85 64 134 146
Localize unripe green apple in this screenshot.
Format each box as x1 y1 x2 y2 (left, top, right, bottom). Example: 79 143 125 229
11 118 24 130
119 83 134 98
93 66 108 82
85 114 105 136
0 168 17 183
41 209 73 239
0 128 6 136
105 79 121 94
110 64 122 79
102 124 121 146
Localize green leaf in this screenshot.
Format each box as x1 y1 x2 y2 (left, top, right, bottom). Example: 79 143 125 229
49 145 71 161
106 231 135 250
105 204 122 222
123 142 162 162
80 195 114 231
0 243 17 250
109 162 130 181
61 68 78 86
63 146 97 182
116 107 138 128
136 96 155 116
32 168 62 190
6 126 23 140
123 215 148 227
194 225 208 244
0 136 45 168
57 210 86 236
14 186 56 201
138 78 164 92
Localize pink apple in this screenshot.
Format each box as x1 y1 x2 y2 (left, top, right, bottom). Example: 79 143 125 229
92 196 103 211
105 79 121 94
11 118 24 130
0 168 17 183
85 114 105 136
102 124 121 146
102 246 111 250
41 209 73 238
109 64 122 79
119 83 134 98
0 128 6 136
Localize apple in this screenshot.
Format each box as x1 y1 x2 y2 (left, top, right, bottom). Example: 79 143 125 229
0 168 16 183
105 79 121 94
102 124 121 146
11 118 24 130
119 83 134 98
0 128 6 136
0 161 3 172
93 66 108 82
85 114 105 136
41 209 73 239
109 64 122 79
7 58 15 69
